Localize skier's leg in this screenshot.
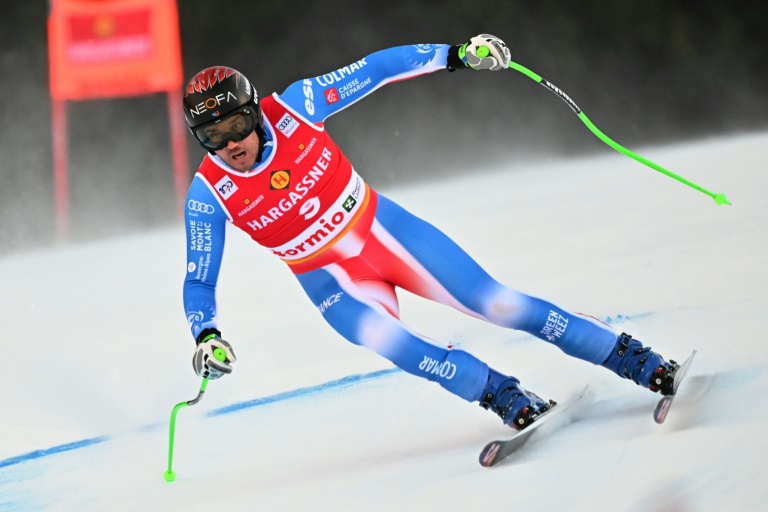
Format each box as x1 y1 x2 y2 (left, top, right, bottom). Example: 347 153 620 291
295 261 551 427
368 194 676 392
366 194 617 363
294 261 489 402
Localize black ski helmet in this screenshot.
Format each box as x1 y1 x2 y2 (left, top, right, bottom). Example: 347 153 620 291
183 66 266 156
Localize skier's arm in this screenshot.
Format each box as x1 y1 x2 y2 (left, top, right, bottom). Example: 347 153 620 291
280 44 450 123
183 175 229 343
278 43 450 122
275 42 449 123
278 35 510 123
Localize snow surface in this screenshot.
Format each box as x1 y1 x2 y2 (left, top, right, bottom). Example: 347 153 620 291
2 132 767 511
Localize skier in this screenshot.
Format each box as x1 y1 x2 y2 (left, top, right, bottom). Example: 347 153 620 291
182 34 680 430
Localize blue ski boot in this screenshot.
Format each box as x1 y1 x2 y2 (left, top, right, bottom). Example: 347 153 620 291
601 333 679 395
479 369 554 430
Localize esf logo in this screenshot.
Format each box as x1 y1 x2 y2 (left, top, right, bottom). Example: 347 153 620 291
303 79 315 116
214 175 239 200
187 200 215 214
188 91 238 118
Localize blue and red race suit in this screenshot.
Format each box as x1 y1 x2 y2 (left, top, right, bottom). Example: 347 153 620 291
183 44 619 402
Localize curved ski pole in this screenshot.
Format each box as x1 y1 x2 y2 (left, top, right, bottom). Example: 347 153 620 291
164 377 209 482
496 53 730 205
164 347 227 482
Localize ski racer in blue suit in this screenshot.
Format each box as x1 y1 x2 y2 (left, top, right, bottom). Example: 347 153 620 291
181 34 682 430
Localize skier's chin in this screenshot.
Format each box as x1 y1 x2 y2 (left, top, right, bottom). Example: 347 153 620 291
227 150 254 171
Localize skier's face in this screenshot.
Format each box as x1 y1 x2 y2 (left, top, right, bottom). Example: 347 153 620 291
214 129 261 171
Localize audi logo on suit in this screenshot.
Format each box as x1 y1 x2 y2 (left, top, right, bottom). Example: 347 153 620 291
187 200 215 214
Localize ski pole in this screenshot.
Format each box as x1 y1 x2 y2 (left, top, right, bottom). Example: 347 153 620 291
476 46 730 205
164 347 227 482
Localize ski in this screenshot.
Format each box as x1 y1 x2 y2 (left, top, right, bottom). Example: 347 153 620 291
653 349 697 424
478 385 590 467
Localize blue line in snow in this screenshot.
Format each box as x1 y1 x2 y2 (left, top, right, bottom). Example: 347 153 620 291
0 313 650 470
0 368 401 470
207 368 401 417
0 437 107 470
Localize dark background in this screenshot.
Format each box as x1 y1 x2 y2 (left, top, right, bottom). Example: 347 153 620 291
1 1 766 255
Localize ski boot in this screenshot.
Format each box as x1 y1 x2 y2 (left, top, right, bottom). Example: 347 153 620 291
601 333 680 395
479 369 555 430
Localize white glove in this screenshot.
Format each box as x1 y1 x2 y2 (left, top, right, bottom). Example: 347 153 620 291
192 335 237 379
463 34 511 71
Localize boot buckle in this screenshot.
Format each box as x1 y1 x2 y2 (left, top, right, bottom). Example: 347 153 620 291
479 392 494 410
617 333 632 356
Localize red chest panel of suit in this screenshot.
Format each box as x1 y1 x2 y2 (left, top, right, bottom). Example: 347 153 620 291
198 94 370 263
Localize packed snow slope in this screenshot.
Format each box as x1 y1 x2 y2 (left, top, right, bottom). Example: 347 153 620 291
2 132 767 511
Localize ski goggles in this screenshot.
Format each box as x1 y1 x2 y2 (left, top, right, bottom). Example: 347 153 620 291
192 106 259 151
